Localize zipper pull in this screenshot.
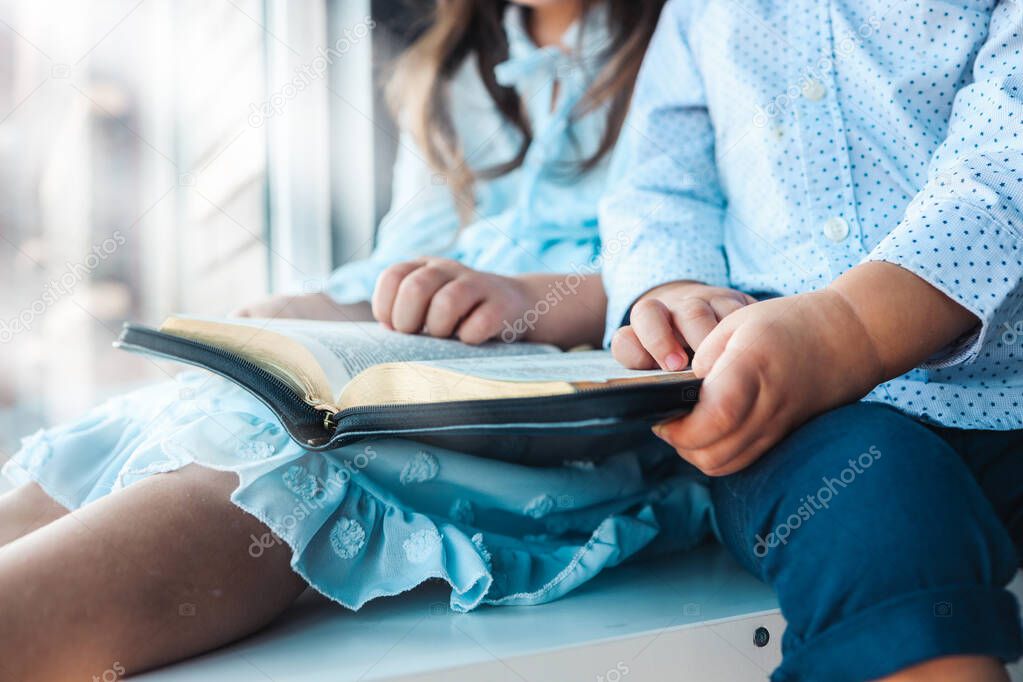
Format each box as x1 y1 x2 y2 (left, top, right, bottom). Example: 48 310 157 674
312 403 339 433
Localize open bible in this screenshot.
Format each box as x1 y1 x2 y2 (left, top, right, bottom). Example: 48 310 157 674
115 317 700 463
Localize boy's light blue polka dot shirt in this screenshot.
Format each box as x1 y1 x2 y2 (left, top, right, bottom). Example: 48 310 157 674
600 0 1023 430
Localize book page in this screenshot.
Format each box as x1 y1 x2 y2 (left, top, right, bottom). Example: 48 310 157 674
219 318 560 395
415 349 685 384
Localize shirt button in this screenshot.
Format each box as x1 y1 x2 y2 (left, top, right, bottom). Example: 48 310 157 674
802 79 827 101
823 217 850 242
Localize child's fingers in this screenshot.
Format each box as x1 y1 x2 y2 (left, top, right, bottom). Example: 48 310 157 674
424 278 485 338
690 318 733 378
455 300 506 345
610 326 659 369
708 295 747 321
655 349 759 452
672 427 778 477
630 298 689 370
390 265 457 333
667 297 719 354
372 260 426 327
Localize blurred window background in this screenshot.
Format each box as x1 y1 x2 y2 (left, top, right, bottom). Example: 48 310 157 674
0 0 418 458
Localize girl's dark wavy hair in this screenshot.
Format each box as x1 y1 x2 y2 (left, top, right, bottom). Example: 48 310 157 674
388 0 665 221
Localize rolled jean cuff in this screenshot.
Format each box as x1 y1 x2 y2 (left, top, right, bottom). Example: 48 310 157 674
772 584 1023 682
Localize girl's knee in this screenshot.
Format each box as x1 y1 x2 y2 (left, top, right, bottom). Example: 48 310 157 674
1 481 69 515
0 482 69 545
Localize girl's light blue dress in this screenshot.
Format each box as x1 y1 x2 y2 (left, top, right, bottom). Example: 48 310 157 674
3 7 713 612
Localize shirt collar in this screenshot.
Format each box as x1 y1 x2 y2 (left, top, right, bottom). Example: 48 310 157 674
494 4 612 89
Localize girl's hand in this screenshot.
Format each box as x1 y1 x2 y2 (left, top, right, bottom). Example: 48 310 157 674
611 281 756 371
373 258 533 344
639 291 884 476
231 293 374 322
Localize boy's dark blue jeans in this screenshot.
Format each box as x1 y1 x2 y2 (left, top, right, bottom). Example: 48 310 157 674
710 402 1022 681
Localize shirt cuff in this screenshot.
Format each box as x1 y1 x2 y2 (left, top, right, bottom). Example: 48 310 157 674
602 236 729 346
864 199 1023 368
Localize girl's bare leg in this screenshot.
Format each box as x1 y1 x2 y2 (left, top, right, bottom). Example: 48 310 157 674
0 464 307 681
0 482 69 546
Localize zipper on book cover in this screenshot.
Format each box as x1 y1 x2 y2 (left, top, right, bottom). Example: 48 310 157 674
118 324 699 449
329 380 700 434
117 325 336 443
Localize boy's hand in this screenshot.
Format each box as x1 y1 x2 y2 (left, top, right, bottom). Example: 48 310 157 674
373 258 532 344
626 290 885 476
611 281 756 370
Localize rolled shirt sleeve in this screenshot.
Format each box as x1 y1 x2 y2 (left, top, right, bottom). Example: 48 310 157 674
598 1 729 344
864 1 1023 367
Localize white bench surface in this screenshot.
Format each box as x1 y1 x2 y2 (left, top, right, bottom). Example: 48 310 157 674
136 544 785 681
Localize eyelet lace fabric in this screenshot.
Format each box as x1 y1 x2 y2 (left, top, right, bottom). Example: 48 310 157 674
3 370 714 612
